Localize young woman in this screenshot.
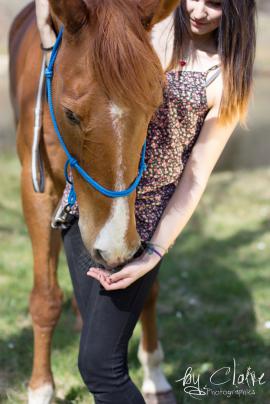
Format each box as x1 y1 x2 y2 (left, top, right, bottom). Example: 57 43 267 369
35 0 256 403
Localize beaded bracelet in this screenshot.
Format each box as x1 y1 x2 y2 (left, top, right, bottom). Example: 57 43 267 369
145 244 164 259
145 241 173 259
147 242 169 254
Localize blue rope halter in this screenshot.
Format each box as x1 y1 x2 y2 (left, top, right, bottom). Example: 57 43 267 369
45 26 147 206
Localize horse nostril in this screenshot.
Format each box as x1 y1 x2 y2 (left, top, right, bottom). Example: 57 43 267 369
95 249 106 262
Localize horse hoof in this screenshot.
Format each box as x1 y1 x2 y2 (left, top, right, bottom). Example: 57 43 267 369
143 390 177 404
28 383 54 404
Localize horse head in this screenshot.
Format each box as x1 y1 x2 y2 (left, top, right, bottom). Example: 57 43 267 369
48 0 179 268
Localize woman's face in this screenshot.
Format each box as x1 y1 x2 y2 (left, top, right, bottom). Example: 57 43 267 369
184 0 222 36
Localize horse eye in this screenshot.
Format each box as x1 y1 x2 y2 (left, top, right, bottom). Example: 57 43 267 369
141 14 154 30
64 108 80 125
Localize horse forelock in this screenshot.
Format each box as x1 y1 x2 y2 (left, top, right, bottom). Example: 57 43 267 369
85 0 165 111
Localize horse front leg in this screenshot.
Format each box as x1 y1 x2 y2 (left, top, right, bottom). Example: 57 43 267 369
138 279 177 404
21 164 63 404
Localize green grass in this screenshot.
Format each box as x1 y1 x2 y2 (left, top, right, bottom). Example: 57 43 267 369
1 154 270 403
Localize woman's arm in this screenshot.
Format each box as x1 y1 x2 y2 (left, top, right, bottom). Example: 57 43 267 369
149 104 238 256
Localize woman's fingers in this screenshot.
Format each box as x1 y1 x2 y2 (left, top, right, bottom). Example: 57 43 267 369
87 270 109 285
87 267 130 283
107 268 131 282
87 270 130 290
87 268 119 286
88 267 111 277
103 279 130 290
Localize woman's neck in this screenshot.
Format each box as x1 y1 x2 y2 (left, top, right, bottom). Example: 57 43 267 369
181 33 219 71
184 31 218 56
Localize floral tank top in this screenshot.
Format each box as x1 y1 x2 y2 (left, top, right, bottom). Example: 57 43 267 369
53 65 220 242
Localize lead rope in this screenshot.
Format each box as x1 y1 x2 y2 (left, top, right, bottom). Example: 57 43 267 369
32 54 46 193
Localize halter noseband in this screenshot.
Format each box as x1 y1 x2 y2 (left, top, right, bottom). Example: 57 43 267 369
45 26 147 206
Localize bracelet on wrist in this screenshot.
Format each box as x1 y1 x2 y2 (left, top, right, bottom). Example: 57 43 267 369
145 244 164 259
145 241 173 254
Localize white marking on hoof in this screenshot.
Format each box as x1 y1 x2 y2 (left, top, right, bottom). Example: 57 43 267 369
28 383 54 404
138 339 173 394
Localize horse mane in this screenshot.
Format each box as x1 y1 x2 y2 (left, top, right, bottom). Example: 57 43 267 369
86 0 165 110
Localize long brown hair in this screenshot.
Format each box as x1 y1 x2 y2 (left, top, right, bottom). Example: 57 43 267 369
168 0 257 125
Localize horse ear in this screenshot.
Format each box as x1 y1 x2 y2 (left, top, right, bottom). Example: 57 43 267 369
138 0 180 30
49 0 88 34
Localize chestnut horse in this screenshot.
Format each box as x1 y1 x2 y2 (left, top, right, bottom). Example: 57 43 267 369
9 0 179 402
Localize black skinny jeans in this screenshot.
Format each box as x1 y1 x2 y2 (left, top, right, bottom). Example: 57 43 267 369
62 219 163 404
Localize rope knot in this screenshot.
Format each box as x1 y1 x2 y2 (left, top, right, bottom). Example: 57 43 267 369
45 68 53 79
69 157 78 168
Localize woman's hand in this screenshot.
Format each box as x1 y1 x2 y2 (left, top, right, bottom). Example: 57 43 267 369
86 250 161 290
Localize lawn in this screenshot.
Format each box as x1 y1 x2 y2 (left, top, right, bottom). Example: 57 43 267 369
0 154 270 403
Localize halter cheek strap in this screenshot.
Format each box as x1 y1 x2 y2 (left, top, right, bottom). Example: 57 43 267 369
45 26 148 206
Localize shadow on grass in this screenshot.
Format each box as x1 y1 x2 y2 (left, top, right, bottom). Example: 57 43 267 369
0 296 84 402
1 213 270 403
128 221 270 403
0 201 26 236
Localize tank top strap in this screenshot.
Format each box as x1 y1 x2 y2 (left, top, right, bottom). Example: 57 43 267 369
206 64 220 73
205 64 221 87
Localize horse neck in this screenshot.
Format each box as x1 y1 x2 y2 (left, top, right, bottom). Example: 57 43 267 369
50 11 62 36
